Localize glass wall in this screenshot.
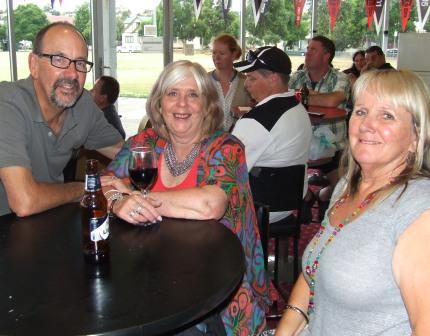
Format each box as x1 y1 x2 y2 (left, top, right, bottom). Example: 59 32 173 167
1 0 93 84
0 0 11 81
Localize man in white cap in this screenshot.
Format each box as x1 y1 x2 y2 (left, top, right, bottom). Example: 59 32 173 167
232 46 312 223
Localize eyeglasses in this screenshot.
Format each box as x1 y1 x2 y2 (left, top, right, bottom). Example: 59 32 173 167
37 53 94 73
246 48 275 71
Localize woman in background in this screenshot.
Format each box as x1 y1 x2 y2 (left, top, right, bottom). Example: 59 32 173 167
343 50 366 86
210 34 251 131
276 70 430 335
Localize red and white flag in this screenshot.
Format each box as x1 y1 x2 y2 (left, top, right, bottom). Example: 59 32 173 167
365 0 377 28
327 0 341 31
400 0 413 31
294 0 306 27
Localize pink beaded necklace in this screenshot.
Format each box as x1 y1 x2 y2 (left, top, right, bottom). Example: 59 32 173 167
305 191 377 314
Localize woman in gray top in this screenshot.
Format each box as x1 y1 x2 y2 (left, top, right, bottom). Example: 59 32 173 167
276 70 430 335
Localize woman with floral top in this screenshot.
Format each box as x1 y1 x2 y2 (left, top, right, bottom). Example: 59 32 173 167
101 60 273 335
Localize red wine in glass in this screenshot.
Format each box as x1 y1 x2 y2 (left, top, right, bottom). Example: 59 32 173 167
128 167 158 190
128 146 157 198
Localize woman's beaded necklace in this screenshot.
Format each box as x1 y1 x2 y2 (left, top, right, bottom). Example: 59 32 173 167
164 142 201 177
305 191 377 314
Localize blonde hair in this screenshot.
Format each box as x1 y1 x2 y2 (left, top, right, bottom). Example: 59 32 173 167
146 60 223 141
340 69 430 197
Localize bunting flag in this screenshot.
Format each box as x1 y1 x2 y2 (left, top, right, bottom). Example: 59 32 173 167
294 0 306 27
417 0 430 28
193 0 204 19
327 0 341 31
400 0 413 31
252 0 269 26
365 0 377 28
221 0 231 21
373 0 385 35
50 0 63 8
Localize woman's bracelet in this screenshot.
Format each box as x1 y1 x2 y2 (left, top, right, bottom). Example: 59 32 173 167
104 189 120 198
108 193 129 214
109 198 120 214
284 304 309 324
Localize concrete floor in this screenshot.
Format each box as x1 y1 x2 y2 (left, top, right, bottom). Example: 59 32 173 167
117 97 147 139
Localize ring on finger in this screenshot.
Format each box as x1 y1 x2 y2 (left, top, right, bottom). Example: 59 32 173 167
129 210 135 217
135 205 143 214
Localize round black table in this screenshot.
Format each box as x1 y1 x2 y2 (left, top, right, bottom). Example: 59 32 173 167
0 203 245 336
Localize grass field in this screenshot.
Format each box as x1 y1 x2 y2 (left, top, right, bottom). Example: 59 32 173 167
0 50 397 98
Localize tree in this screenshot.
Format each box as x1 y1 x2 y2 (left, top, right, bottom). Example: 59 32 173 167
195 0 240 47
42 4 60 16
138 18 155 36
246 0 309 48
156 0 240 48
316 0 372 50
116 9 131 42
172 0 199 43
388 0 418 46
0 23 6 51
14 4 49 44
74 2 91 45
316 0 419 50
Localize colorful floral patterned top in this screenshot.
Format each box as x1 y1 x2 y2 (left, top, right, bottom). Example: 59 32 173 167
104 128 272 335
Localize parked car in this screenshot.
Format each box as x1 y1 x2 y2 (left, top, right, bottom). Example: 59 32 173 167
116 45 141 53
285 49 306 56
386 48 398 57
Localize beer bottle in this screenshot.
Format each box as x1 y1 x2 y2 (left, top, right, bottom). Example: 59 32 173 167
81 159 110 264
300 83 309 110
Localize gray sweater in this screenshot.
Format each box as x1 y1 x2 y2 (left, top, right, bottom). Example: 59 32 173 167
300 178 430 335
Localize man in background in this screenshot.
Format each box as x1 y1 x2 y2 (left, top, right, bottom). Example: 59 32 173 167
362 45 395 71
289 35 350 222
232 46 312 223
91 75 126 139
0 22 123 217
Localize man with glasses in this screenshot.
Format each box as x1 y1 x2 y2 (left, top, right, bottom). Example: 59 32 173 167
289 36 350 223
0 22 123 216
231 46 312 223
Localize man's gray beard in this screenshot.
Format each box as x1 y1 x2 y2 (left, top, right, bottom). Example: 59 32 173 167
50 78 81 109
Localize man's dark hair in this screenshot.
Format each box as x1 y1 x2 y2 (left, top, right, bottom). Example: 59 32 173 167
311 35 336 64
365 45 384 56
99 76 120 104
32 22 87 54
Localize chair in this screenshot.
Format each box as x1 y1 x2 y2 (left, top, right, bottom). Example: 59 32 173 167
250 165 305 288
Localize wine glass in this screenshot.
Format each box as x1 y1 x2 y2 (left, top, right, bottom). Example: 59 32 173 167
128 145 158 200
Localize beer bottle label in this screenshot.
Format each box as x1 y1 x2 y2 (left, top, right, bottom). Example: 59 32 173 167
85 174 101 191
89 215 110 242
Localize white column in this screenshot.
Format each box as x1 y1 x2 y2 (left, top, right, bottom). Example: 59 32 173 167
240 0 246 57
311 0 318 37
381 0 390 52
91 0 117 80
6 0 17 81
163 0 173 66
